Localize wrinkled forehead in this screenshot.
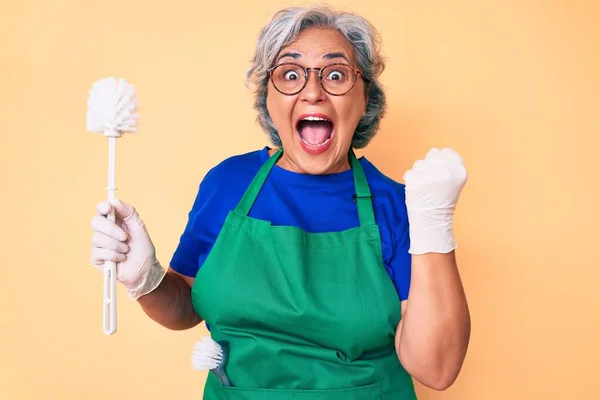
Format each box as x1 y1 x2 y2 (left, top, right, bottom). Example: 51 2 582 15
276 28 357 65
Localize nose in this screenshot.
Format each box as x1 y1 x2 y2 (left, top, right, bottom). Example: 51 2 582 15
299 69 326 104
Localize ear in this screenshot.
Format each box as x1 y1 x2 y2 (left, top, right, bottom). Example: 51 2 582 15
361 80 370 115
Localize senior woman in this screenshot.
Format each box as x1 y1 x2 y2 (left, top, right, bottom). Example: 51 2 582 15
89 4 470 399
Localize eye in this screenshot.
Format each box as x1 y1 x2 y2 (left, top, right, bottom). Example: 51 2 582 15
284 70 300 81
326 69 345 81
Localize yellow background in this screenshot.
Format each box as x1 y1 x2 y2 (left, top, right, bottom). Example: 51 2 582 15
1 0 598 399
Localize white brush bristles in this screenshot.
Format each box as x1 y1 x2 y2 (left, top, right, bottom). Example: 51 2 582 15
87 77 139 137
191 336 224 371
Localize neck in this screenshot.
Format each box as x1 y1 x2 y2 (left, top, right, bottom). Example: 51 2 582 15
268 147 351 175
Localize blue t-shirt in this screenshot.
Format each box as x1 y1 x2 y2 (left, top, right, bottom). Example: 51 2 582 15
170 147 412 301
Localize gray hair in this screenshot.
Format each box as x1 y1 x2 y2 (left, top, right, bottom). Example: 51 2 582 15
245 4 386 149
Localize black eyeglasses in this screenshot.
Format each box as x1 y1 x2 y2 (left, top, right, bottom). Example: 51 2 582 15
267 62 363 96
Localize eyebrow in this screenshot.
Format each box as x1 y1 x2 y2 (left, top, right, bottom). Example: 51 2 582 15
276 52 350 63
323 52 349 62
277 52 301 61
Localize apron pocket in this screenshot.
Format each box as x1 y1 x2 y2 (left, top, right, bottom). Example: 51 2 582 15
218 382 381 400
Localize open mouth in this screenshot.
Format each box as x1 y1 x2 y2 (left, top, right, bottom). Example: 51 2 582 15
296 115 334 149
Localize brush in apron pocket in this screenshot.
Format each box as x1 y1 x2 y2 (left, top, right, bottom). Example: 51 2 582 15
191 336 231 386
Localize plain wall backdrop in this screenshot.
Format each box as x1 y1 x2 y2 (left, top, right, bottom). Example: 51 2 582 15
1 0 598 399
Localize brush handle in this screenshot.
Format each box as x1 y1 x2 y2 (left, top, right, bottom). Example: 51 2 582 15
214 340 232 386
103 136 118 335
214 369 232 387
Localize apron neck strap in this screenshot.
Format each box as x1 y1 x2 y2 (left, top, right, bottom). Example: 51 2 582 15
234 148 376 227
234 148 283 216
349 149 376 226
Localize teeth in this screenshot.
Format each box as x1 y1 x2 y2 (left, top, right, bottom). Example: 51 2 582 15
301 116 330 122
300 136 332 148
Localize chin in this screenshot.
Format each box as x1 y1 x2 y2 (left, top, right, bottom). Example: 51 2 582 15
287 136 348 175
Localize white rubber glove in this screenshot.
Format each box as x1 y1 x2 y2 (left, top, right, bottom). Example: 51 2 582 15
90 199 166 299
403 148 468 254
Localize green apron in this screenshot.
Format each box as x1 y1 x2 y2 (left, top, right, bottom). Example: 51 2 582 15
191 149 417 399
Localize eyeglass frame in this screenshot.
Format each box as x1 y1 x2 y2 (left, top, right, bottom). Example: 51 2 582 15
266 62 365 96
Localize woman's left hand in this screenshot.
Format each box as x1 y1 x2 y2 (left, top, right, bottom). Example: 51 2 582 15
403 148 468 255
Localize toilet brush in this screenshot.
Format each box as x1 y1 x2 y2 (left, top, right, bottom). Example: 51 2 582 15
86 76 139 335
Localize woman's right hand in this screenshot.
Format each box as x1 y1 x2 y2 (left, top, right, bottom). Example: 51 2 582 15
90 199 166 299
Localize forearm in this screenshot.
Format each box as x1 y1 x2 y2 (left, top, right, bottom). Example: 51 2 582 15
396 251 470 390
137 270 202 330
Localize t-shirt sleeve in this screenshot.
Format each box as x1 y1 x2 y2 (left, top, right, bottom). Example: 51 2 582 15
389 212 412 302
169 170 222 277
